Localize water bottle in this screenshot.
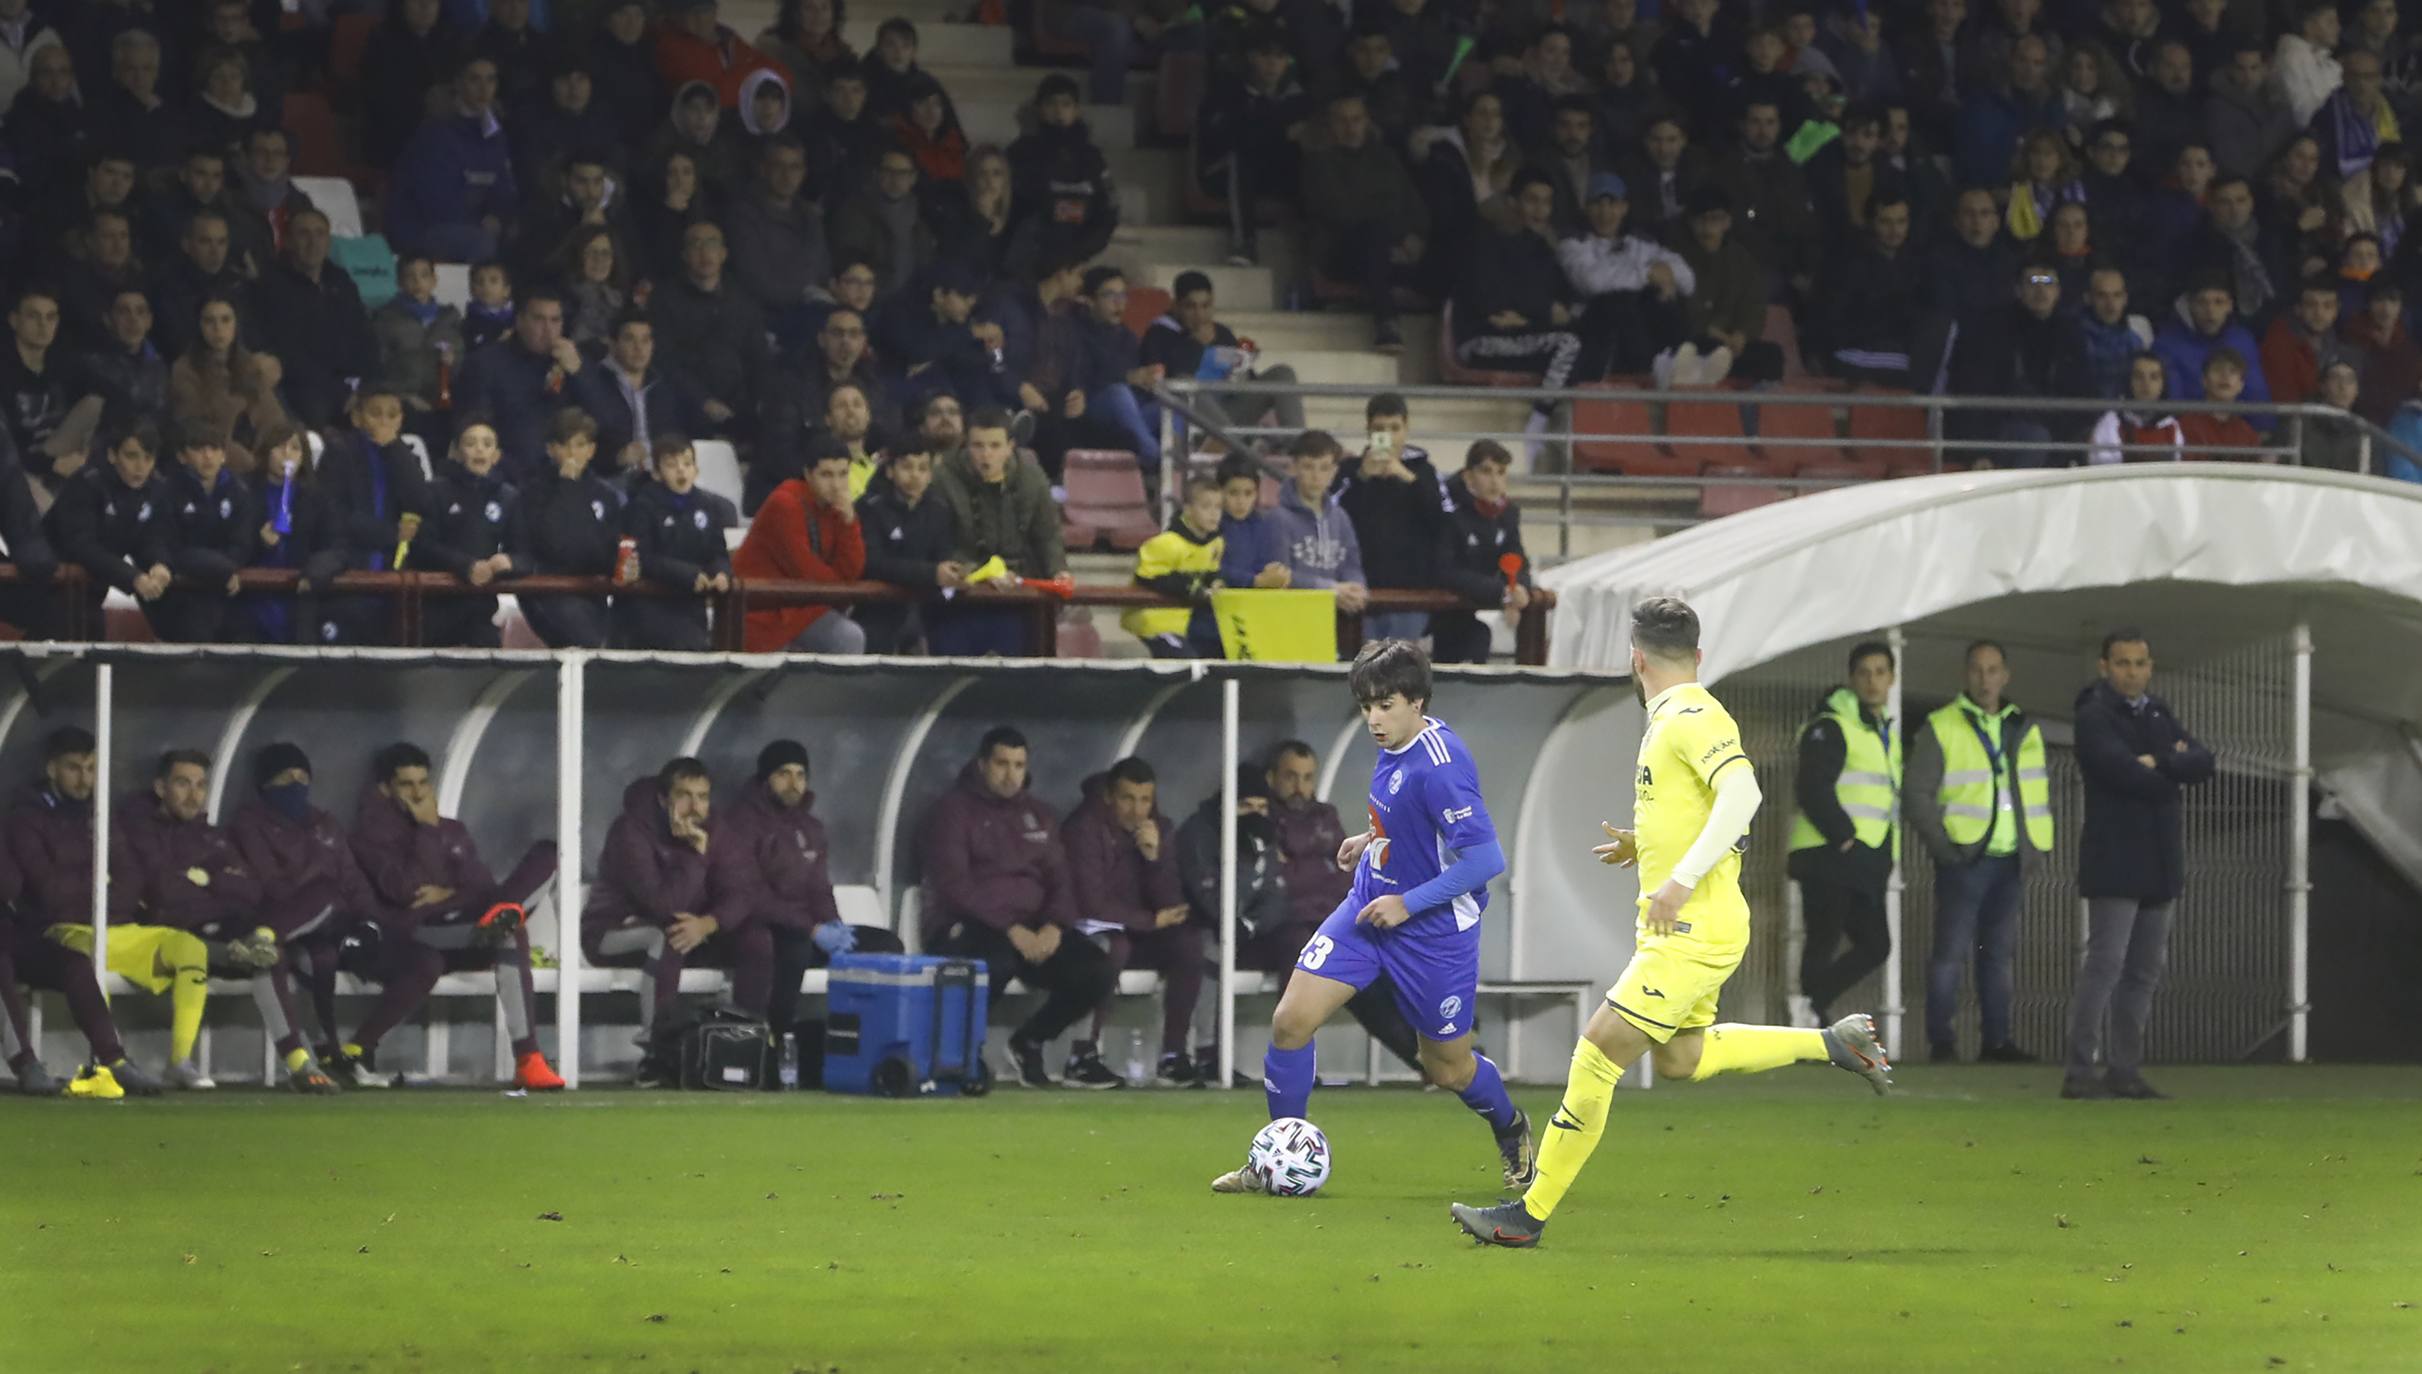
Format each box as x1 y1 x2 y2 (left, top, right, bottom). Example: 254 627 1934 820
1125 1029 1147 1085
778 1032 799 1090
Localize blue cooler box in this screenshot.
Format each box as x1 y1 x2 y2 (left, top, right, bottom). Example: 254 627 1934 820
823 954 992 1097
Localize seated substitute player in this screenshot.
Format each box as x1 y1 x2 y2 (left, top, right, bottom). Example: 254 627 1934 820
1212 640 1536 1194
228 742 382 1083
583 757 734 1075
715 740 906 1060
1451 596 1894 1248
340 743 564 1091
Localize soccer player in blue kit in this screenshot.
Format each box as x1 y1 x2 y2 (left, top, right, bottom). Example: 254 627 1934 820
1212 640 1535 1194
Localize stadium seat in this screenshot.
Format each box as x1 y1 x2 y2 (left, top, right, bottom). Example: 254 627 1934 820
282 92 351 179
434 262 471 310
1847 393 1935 474
1063 450 1159 550
1437 304 1537 387
1662 399 1758 469
1155 51 1206 141
1753 398 1845 471
1055 610 1106 658
693 440 745 508
1698 471 1792 518
1123 285 1172 336
295 176 364 238
1571 396 1694 475
328 11 377 86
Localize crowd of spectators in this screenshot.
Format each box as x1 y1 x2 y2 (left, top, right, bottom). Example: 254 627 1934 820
6 0 2420 656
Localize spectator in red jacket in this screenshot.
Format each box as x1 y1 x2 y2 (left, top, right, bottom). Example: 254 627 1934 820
2259 276 2361 405
654 0 791 109
1063 757 1199 1087
583 759 727 1081
731 449 868 652
919 726 1120 1088
2175 348 2264 458
713 740 907 1053
341 742 563 1091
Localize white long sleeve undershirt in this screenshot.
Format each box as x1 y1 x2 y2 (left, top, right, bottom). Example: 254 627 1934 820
1670 764 1763 890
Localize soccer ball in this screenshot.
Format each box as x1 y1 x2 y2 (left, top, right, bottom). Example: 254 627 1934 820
1248 1117 1331 1197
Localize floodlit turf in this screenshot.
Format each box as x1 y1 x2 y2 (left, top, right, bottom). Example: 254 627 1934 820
3 1066 2417 1373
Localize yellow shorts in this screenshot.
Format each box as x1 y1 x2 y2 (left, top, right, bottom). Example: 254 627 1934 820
1605 938 1744 1045
46 924 207 995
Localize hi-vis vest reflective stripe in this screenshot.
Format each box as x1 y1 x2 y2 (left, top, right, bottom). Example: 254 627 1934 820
1926 700 2054 853
1789 687 1902 855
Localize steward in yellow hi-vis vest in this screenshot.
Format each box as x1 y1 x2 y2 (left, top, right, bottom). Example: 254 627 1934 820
1904 641 2053 1062
1786 642 1902 1024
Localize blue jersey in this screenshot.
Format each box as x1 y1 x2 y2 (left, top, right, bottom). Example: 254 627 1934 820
1350 716 1497 931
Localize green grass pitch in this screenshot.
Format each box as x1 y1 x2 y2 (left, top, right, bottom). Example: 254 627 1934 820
4 1066 2416 1373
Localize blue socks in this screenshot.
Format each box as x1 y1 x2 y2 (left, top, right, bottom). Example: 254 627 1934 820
1458 1051 1521 1134
1263 1040 1315 1120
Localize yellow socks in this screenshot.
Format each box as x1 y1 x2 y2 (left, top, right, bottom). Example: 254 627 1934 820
164 932 210 1064
1521 1038 1623 1221
283 1047 313 1073
1688 1024 1829 1081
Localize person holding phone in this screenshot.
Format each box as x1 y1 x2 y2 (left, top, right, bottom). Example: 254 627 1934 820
1336 393 1446 643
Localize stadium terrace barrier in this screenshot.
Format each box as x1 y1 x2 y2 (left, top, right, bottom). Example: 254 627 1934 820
1160 380 2422 558
0 568 1558 665
7 648 1625 1087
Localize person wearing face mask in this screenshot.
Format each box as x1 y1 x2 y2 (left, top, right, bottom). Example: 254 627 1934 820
617 432 736 651
228 742 378 1090
418 418 523 648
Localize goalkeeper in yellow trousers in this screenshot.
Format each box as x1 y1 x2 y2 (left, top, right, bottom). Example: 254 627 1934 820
1452 596 1894 1248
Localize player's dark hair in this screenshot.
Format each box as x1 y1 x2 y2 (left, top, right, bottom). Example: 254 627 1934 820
1465 440 1513 471
1365 392 1408 424
45 726 96 761
2100 627 2150 658
978 725 1028 758
1106 756 1156 790
1848 640 1896 673
650 431 694 465
1214 453 1260 488
657 756 710 794
1348 638 1431 709
1630 596 1700 661
1964 639 2007 665
156 748 210 780
1268 739 1317 767
373 742 432 781
966 406 1014 439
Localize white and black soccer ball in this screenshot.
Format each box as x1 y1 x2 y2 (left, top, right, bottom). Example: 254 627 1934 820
1247 1117 1331 1197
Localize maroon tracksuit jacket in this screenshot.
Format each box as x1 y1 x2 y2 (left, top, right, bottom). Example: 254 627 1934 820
712 780 843 931
919 761 1075 941
1061 776 1182 932
112 794 262 931
580 776 720 947
229 800 376 928
1272 798 1352 927
6 788 100 926
349 786 512 936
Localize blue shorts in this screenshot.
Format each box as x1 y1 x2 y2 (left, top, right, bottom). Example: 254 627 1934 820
1296 897 1480 1041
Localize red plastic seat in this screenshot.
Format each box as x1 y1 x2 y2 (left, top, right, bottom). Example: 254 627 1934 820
283 92 352 179
1122 286 1172 336
1698 471 1792 518
1847 392 1934 473
1156 51 1206 142
1055 612 1106 659
1663 399 1758 469
328 12 377 87
1753 398 1844 471
1062 450 1161 550
1572 397 1697 475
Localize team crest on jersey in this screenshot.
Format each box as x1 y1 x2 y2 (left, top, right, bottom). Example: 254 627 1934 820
485 500 503 523
1438 994 1463 1022
137 502 153 522
590 498 607 521
692 509 709 530
1388 769 1405 795
219 497 233 518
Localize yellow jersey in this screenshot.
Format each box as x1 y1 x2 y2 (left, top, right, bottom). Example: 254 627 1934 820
1633 681 1755 951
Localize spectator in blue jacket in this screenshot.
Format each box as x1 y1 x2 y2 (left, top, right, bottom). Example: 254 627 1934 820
1954 34 2061 189
388 56 520 261
2152 276 2272 421
456 285 587 481
1069 266 1163 470
1214 454 1288 591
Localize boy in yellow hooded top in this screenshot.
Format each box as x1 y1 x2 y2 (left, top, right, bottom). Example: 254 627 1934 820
1122 474 1227 658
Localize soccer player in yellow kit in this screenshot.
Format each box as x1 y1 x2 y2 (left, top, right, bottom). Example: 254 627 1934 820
1452 596 1893 1248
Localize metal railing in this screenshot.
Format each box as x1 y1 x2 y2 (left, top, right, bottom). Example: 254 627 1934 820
1157 379 2422 560
0 566 1556 664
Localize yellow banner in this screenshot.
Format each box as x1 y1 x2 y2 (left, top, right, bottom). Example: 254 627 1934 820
1213 589 1338 662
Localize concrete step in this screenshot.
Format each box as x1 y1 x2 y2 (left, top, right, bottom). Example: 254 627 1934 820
1127 261 1276 312
1106 144 1185 205
948 93 1139 152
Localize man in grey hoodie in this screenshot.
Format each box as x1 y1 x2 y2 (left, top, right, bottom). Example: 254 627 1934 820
1262 430 1369 622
